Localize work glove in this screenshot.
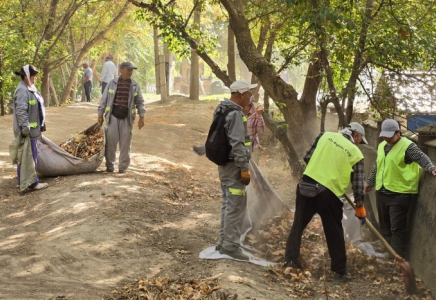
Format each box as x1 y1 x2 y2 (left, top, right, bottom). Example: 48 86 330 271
355 205 367 225
21 127 30 137
138 117 145 130
240 169 251 185
98 116 103 125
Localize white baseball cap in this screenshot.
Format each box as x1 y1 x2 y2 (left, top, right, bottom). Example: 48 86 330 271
347 122 368 144
229 80 257 94
379 119 400 138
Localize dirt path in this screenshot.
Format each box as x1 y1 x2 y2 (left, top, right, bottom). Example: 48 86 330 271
0 98 295 300
1 98 430 300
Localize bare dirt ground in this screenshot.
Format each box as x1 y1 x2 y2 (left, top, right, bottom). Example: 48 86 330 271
0 96 433 300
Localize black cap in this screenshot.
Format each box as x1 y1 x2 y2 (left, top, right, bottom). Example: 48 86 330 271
14 65 39 76
119 62 137 69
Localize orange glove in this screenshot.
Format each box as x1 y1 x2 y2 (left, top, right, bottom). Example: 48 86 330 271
240 169 250 185
355 206 366 225
98 116 103 124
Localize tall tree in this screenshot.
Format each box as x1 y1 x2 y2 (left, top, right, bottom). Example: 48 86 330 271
227 26 236 82
128 0 436 176
189 0 201 100
59 1 130 104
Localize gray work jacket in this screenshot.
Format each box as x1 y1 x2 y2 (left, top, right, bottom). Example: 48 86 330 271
12 81 46 140
215 99 251 171
97 77 145 126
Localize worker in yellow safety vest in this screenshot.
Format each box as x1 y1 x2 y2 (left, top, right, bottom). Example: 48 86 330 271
285 123 367 284
365 119 436 257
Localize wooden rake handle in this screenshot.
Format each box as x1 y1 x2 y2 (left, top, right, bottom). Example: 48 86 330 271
343 194 403 261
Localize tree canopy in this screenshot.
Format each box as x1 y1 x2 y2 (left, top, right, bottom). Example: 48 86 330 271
1 0 436 176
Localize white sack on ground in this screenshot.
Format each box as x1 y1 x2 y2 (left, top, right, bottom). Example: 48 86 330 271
341 194 387 258
36 123 105 177
246 160 287 230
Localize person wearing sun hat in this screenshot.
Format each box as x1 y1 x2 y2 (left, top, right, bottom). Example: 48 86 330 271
365 119 436 257
12 64 48 191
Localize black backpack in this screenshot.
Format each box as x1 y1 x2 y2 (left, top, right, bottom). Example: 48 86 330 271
205 106 237 165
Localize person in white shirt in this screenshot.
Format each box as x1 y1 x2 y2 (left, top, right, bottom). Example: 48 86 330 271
99 56 117 94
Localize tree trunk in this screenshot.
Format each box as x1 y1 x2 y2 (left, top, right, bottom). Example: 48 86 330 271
159 55 167 101
154 27 161 95
227 26 236 82
251 19 269 100
298 52 323 145
41 62 51 107
60 2 129 104
164 43 170 97
70 78 77 103
343 0 374 123
49 76 59 106
0 57 4 116
189 1 200 101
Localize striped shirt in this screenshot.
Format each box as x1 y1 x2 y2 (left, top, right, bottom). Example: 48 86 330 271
366 140 436 189
303 132 365 203
113 78 131 108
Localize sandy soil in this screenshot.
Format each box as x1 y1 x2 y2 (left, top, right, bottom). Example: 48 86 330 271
1 97 431 300
0 97 295 300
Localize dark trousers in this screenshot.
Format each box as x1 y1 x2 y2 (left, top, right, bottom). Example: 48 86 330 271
17 139 39 188
84 81 92 102
285 186 346 274
376 191 414 257
101 82 108 94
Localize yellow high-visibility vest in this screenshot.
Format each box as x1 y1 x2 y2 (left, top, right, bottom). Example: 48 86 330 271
376 138 420 194
304 132 363 197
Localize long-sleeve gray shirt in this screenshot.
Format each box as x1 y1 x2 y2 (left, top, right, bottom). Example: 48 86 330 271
216 99 251 170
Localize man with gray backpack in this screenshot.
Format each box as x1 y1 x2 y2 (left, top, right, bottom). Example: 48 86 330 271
205 80 256 261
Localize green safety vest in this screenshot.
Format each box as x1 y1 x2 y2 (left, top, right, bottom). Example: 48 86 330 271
375 138 420 194
304 132 364 197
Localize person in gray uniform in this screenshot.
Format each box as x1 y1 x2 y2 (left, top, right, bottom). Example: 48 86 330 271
12 64 49 191
215 80 256 261
97 61 145 173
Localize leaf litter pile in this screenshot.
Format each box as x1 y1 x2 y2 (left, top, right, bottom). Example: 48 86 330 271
59 123 104 160
104 205 434 299
105 277 224 300
246 209 434 299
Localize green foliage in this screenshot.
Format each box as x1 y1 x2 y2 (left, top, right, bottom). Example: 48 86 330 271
134 1 223 64
0 0 37 108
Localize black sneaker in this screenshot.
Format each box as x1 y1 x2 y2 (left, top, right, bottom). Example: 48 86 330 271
215 245 222 251
118 170 126 173
106 168 114 172
219 248 249 261
333 272 352 284
285 260 303 269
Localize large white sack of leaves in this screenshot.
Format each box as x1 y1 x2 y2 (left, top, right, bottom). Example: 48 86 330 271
36 123 105 177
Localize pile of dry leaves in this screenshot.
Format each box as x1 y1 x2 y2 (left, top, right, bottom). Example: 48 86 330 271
59 123 104 160
104 208 434 299
247 208 434 299
106 277 224 300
